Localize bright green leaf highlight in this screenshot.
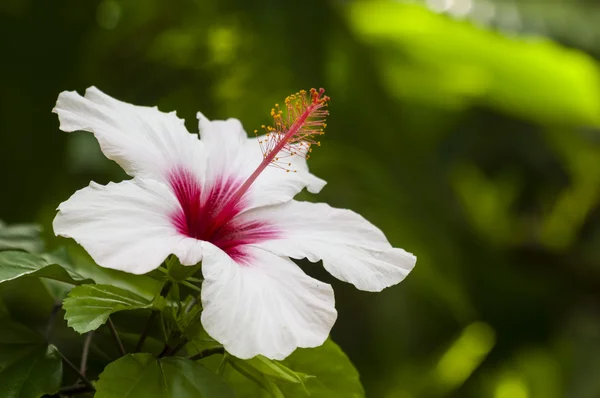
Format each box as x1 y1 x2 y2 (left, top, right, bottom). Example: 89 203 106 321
0 321 62 398
436 322 496 390
495 373 529 398
0 250 89 285
348 2 600 127
95 353 235 398
63 284 154 333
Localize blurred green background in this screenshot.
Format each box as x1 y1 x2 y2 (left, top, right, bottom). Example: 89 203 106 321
3 0 600 396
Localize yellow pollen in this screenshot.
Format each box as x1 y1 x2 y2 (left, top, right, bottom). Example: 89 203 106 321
255 88 330 172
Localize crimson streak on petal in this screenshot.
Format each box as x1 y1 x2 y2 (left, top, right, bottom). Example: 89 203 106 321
168 167 279 263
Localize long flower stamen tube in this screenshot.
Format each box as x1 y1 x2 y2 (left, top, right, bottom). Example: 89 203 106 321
211 88 329 232
52 87 416 360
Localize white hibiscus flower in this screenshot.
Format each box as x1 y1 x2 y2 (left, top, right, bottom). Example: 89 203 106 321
52 87 416 360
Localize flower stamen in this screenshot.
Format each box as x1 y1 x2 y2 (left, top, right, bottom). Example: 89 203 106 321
255 88 329 171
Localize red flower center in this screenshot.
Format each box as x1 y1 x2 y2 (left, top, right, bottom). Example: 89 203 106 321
168 168 278 263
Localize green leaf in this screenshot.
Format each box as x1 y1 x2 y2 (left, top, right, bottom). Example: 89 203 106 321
280 340 364 397
175 295 204 338
166 255 202 282
0 221 43 253
58 252 162 300
225 339 364 398
231 355 310 384
95 353 235 398
279 340 364 397
226 357 286 398
40 279 74 301
0 321 62 398
185 330 219 358
0 250 89 285
63 284 155 333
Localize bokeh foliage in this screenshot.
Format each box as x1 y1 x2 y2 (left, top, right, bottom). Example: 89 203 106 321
3 0 600 396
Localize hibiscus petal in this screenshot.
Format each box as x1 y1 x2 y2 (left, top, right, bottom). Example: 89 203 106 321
246 201 416 292
200 243 337 360
243 134 326 208
53 178 204 274
196 113 326 208
53 87 206 183
197 113 247 180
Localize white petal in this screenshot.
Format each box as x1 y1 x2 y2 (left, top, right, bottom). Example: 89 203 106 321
197 113 247 175
53 87 206 183
247 201 416 292
53 178 204 274
243 135 326 208
197 114 325 208
200 243 336 360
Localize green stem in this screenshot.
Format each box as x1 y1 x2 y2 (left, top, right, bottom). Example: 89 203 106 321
135 281 172 353
181 280 202 293
59 351 95 391
107 317 126 357
45 301 62 340
80 331 94 377
189 346 225 361
57 383 95 396
164 338 189 357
